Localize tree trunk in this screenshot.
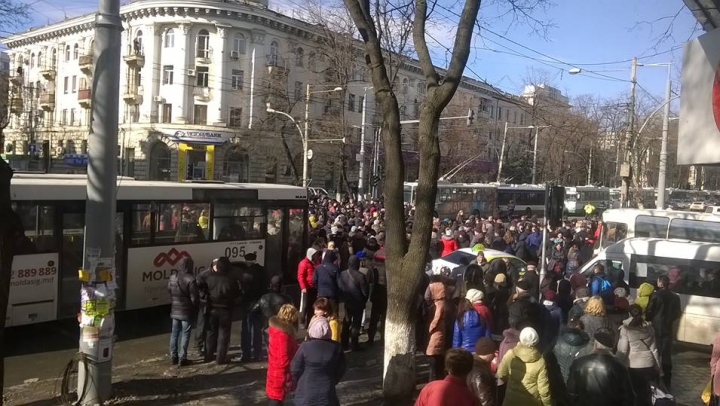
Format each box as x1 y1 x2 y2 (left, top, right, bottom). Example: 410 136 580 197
0 159 22 405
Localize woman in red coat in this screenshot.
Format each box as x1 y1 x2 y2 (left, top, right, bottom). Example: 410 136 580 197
440 229 458 257
266 304 300 405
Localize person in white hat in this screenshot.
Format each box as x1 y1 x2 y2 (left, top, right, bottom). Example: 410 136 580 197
497 327 552 406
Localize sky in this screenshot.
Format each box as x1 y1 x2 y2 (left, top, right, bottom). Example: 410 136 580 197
12 0 700 104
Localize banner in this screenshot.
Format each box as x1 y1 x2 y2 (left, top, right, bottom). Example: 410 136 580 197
160 129 236 146
6 253 59 327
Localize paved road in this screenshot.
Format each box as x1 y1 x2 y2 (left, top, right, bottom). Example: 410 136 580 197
2 307 713 405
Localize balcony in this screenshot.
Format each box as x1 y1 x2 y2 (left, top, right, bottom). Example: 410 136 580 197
195 48 212 65
122 85 144 105
193 86 211 102
40 65 56 81
123 49 145 68
79 54 94 74
39 92 55 111
9 95 22 113
10 74 22 86
78 88 91 108
266 55 289 76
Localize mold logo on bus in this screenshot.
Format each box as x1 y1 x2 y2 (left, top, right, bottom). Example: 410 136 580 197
153 248 191 267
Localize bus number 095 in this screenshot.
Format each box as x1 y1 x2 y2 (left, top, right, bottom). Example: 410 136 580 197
224 246 246 260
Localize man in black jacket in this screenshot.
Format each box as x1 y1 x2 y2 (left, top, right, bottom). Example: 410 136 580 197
194 260 214 357
313 250 341 315
368 248 387 346
240 252 267 362
167 257 199 366
204 256 241 364
567 328 635 406
339 256 369 351
645 275 681 388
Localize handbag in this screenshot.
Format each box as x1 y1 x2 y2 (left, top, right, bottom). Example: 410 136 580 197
651 384 675 406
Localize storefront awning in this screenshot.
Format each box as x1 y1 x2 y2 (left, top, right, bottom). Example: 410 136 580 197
159 129 236 146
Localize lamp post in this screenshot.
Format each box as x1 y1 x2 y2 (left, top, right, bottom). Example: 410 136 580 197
357 86 372 201
267 84 342 188
497 123 548 183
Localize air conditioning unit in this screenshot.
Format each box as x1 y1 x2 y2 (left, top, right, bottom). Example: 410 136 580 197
187 69 196 77
153 96 165 103
230 51 239 60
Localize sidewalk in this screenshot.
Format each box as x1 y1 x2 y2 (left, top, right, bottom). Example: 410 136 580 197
2 327 711 406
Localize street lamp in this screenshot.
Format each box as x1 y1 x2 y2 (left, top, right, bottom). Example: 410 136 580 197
267 85 343 188
497 123 549 184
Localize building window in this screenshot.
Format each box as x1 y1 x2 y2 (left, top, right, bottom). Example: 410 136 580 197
162 65 173 85
65 45 71 62
231 69 244 90
348 93 356 112
520 114 525 125
193 105 207 125
358 96 364 113
265 157 277 183
229 107 242 128
73 44 79 60
294 81 303 102
308 52 316 71
162 103 172 123
64 76 69 94
51 48 57 68
268 40 278 64
34 81 41 98
164 28 175 48
417 81 425 96
196 67 209 87
37 52 42 69
497 107 502 120
62 109 68 125
223 147 248 182
402 78 408 95
233 33 246 54
70 109 76 125
30 53 35 68
196 29 210 58
400 105 407 117
72 75 77 93
295 47 304 67
134 31 143 55
149 142 171 181
513 111 517 124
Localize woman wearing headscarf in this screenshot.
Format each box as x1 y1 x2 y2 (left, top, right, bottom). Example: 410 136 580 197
291 317 346 406
635 282 655 314
497 327 552 406
616 304 661 406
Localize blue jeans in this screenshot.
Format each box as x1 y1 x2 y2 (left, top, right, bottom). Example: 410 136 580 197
169 318 192 360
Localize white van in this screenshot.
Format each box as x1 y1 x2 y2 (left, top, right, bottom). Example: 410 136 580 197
579 237 720 345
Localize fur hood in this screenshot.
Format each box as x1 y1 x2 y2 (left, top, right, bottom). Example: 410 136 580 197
269 316 297 336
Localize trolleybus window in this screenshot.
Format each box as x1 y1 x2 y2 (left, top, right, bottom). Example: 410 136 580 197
668 219 720 243
155 203 210 243
265 207 284 280
12 203 56 253
630 255 720 298
602 222 627 248
635 215 669 238
132 203 153 246
213 204 265 241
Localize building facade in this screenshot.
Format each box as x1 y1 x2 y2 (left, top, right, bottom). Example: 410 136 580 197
1 0 553 189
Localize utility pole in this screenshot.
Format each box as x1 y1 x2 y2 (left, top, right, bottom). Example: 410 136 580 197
357 86 369 201
587 145 593 185
620 57 637 208
302 83 311 188
497 121 508 183
78 0 122 403
532 125 539 184
657 65 672 210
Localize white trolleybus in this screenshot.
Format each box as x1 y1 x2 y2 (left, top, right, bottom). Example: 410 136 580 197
563 186 610 215
7 174 308 327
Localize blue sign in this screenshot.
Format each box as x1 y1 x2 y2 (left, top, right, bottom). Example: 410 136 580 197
64 154 88 166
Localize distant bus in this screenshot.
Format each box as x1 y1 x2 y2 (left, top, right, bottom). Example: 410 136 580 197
564 186 610 215
404 182 497 219
496 184 546 217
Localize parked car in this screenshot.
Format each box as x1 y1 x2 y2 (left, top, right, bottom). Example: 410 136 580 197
430 247 527 279
690 201 707 211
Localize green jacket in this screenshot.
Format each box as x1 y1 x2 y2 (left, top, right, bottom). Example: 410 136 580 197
635 282 655 313
497 344 552 406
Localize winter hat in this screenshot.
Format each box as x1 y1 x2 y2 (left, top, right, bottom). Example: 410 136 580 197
474 337 496 356
516 279 532 293
308 317 331 340
494 273 507 284
614 297 630 311
445 229 452 237
543 290 556 301
331 226 339 235
575 287 590 299
519 327 540 347
593 328 615 348
614 287 628 298
526 264 537 272
466 289 484 304
351 226 358 233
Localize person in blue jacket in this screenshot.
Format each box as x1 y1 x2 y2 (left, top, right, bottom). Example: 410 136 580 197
453 298 491 352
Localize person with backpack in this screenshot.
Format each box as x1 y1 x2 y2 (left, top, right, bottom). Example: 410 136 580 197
589 264 614 305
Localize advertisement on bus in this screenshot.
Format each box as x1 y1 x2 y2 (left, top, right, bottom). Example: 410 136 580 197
6 253 59 327
125 240 265 310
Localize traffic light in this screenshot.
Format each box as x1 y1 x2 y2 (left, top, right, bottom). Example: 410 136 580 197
467 109 475 126
546 185 565 229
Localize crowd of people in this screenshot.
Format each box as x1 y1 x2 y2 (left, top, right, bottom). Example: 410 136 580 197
163 193 715 405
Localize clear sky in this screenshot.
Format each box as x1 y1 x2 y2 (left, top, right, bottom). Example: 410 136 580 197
13 0 700 104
